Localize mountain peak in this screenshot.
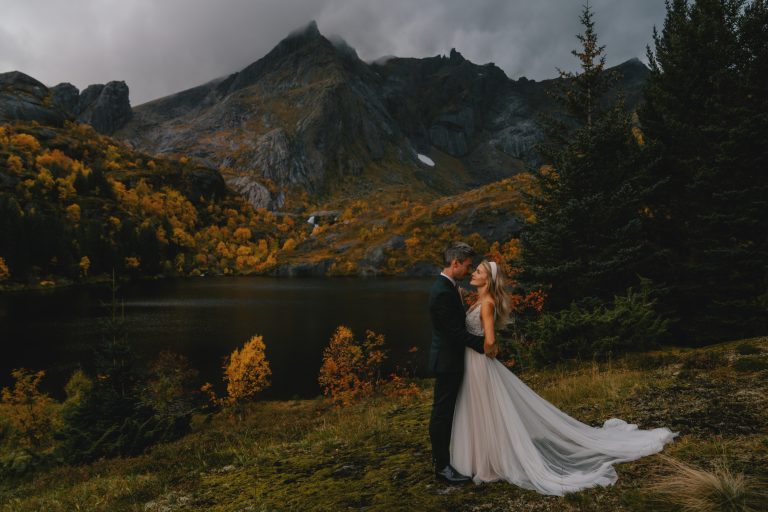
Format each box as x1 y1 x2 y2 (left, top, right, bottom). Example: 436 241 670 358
616 57 648 70
611 57 649 83
327 34 359 61
287 20 321 40
449 48 465 62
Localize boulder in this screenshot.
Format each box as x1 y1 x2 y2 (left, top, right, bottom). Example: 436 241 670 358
225 175 273 210
50 82 80 114
0 71 67 125
77 81 132 134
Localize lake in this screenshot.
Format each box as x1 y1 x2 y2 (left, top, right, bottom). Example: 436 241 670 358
0 276 437 400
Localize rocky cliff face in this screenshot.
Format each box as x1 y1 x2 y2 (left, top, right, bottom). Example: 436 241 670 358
116 21 409 209
373 52 650 182
0 72 69 126
73 82 133 134
0 71 132 134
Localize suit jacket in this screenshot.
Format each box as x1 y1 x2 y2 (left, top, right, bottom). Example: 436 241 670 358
428 275 485 374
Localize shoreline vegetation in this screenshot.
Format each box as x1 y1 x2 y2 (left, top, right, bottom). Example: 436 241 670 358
1 336 766 511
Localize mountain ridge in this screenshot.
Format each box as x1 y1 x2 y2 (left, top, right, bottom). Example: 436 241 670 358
1 21 650 210
114 21 648 208
0 71 131 134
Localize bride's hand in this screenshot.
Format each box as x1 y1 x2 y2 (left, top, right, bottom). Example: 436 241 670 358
484 341 498 359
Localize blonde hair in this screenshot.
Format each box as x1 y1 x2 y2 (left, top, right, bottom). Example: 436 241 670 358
480 260 511 328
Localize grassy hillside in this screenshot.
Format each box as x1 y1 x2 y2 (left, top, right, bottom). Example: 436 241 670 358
281 170 535 276
2 336 766 511
0 120 533 288
0 121 316 288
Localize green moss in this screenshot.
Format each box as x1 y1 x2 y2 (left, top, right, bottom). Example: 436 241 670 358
736 343 761 356
733 357 768 373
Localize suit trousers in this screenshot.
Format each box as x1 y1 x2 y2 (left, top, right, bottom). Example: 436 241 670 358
429 371 464 469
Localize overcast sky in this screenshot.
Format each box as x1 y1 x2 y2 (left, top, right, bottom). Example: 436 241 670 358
0 0 667 106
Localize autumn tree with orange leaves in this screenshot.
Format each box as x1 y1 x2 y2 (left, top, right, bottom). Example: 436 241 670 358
0 368 59 449
222 335 272 409
318 326 388 407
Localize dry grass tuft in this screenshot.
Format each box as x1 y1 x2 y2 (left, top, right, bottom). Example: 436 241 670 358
537 361 647 412
647 454 766 512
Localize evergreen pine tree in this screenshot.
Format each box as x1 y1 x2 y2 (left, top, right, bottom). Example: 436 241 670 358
55 274 189 463
640 0 768 342
520 3 660 314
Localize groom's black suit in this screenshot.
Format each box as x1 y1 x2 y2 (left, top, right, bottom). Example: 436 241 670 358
428 274 485 470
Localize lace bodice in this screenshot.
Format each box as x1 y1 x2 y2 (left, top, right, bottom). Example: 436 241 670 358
466 303 484 336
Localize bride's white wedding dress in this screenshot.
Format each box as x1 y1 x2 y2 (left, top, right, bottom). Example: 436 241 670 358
451 302 677 495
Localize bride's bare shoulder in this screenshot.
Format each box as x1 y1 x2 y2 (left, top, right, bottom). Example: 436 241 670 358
480 299 496 315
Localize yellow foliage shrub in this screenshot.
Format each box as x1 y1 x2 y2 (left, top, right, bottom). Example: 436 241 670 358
318 326 387 407
10 133 41 153
156 226 169 245
222 335 272 407
172 227 195 248
6 154 23 173
381 373 422 400
61 369 93 417
79 256 90 277
35 149 73 176
405 234 420 258
235 254 259 271
632 126 645 146
282 238 297 251
105 144 121 163
1 368 59 448
56 173 76 200
236 245 252 256
175 253 186 273
65 204 81 223
36 168 55 191
216 241 233 259
233 227 252 243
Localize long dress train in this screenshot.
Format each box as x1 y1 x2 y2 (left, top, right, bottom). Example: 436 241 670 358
450 302 677 495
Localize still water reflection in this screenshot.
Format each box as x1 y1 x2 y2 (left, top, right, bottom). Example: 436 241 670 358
0 277 435 400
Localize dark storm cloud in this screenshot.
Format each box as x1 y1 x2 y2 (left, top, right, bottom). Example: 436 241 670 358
0 0 666 106
317 0 666 80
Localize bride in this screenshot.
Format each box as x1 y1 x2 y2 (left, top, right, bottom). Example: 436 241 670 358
450 260 677 495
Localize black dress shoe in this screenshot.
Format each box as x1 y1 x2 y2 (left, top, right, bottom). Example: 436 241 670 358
435 464 471 484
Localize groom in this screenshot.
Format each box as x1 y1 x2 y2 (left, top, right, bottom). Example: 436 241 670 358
428 241 495 484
